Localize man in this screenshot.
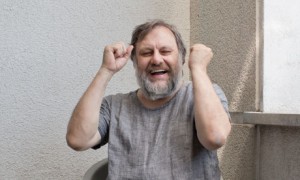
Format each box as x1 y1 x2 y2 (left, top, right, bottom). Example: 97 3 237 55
66 20 231 179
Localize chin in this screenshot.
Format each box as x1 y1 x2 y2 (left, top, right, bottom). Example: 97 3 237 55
151 80 169 88
136 70 181 100
143 80 174 99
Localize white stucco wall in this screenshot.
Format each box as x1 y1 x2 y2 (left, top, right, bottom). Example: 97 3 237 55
0 0 190 179
264 0 300 113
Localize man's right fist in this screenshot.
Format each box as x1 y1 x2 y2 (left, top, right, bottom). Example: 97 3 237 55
101 42 134 74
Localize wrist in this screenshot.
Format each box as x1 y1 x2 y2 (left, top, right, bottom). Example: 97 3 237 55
95 67 115 81
190 66 207 76
98 66 115 77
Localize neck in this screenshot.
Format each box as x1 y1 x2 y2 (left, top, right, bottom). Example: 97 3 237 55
137 80 184 109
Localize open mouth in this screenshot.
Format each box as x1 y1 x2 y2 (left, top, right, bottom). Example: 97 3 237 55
150 69 168 75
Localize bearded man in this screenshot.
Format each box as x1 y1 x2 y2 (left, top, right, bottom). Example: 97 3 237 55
66 19 231 180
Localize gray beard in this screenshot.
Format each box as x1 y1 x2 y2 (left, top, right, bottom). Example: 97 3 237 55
136 70 181 101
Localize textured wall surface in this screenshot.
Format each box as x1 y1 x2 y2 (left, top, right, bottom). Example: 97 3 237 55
0 0 190 179
191 1 257 179
191 1 300 180
264 0 300 113
218 124 256 180
259 126 300 180
191 0 257 112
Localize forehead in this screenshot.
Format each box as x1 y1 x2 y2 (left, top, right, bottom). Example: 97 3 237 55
136 26 177 49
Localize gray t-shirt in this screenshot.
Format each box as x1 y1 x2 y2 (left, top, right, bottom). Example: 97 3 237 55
94 82 230 180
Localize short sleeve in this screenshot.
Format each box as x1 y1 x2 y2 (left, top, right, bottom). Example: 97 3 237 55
213 84 231 120
92 96 111 149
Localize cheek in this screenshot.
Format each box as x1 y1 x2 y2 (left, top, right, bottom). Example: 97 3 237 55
136 59 150 70
165 57 180 69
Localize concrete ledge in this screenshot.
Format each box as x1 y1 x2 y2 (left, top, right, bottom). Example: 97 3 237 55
230 112 300 127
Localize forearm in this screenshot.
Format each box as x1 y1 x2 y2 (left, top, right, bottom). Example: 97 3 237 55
66 67 113 151
66 42 132 151
191 68 231 150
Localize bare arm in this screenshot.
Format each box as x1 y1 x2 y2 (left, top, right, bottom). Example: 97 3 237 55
189 44 231 150
66 42 133 151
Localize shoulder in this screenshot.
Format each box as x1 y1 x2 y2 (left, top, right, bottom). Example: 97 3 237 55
212 83 223 93
211 83 228 101
184 81 226 97
102 90 138 106
182 81 228 101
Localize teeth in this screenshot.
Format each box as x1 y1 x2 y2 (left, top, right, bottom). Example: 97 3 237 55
151 70 166 73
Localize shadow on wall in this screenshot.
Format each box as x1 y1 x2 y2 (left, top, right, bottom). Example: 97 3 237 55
191 0 257 112
207 17 257 112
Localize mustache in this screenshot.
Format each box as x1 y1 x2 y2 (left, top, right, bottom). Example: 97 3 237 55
146 67 172 75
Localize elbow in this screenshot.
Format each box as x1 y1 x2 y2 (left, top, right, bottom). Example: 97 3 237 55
199 126 231 151
203 135 227 150
66 134 88 151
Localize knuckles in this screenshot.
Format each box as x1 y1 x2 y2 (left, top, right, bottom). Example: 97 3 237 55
190 44 212 54
188 44 213 69
190 44 213 59
104 42 126 54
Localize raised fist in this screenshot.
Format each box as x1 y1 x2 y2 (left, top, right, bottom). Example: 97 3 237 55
101 42 134 74
189 44 213 72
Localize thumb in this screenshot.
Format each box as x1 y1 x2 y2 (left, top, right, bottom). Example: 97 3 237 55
123 45 134 59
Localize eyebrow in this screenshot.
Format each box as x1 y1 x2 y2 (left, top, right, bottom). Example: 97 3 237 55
139 46 173 51
160 47 173 50
139 47 153 51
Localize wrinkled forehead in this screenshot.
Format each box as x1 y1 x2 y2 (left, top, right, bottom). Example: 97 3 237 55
135 26 178 50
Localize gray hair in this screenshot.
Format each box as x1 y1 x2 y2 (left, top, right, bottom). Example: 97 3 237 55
130 19 186 64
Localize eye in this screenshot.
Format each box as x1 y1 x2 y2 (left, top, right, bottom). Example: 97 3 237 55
160 50 172 55
140 51 152 57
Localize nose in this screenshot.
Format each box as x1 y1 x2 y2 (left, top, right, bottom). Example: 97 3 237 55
151 50 163 65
